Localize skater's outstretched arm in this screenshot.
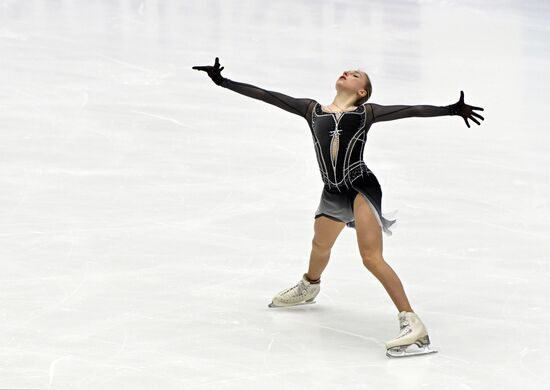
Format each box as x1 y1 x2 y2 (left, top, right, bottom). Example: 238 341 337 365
192 57 315 119
366 103 450 122
220 78 314 119
365 91 484 128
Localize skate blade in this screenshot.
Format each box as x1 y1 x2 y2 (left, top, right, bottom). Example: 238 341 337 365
386 344 438 358
268 300 316 308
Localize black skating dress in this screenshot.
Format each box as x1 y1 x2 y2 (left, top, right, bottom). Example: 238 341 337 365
220 78 452 236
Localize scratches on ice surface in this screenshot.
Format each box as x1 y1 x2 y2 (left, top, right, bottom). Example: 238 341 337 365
9 260 92 334
266 337 275 352
284 318 379 346
314 324 380 345
129 109 187 128
79 91 89 112
48 355 71 389
98 54 171 86
98 54 160 75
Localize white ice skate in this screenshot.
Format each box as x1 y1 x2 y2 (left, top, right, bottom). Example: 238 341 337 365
268 274 320 308
385 311 438 358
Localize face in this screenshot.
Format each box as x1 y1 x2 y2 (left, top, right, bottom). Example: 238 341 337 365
336 69 368 99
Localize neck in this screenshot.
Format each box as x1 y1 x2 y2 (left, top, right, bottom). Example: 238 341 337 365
331 92 358 110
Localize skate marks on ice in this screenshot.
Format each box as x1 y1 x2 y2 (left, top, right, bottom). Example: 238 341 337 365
268 305 438 357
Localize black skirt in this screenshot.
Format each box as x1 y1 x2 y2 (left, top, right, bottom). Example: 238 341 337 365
314 170 397 236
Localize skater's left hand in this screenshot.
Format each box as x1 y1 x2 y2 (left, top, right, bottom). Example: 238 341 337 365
448 91 484 128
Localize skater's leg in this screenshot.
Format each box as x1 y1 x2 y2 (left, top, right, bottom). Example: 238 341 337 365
352 194 413 313
269 215 344 308
307 216 346 281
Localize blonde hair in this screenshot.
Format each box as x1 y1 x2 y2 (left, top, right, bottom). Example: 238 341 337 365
356 70 372 105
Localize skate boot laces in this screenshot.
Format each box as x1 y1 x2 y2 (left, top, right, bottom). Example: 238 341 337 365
397 312 413 336
282 279 309 299
396 323 412 338
398 312 409 326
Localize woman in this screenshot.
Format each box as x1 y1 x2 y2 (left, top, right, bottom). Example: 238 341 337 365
192 57 484 358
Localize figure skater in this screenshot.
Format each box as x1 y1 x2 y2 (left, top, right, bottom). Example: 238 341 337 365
192 57 484 358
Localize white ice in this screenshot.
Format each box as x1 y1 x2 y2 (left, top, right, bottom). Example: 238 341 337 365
1 1 549 389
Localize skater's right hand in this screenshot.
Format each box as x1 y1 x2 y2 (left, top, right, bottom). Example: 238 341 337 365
192 57 226 86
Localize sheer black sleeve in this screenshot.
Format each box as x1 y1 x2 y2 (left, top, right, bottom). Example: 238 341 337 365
365 103 451 123
220 78 315 120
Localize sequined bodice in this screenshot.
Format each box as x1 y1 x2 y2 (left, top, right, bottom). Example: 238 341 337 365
308 102 372 191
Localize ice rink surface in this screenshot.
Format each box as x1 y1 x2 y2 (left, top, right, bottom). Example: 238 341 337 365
1 0 549 389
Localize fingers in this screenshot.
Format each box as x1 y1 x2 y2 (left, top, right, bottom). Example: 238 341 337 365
459 91 484 126
471 111 484 121
220 66 224 72
193 56 222 71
